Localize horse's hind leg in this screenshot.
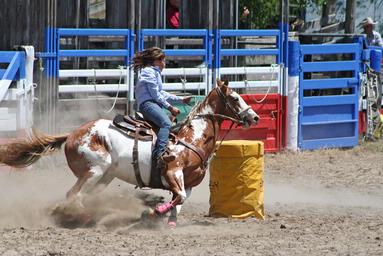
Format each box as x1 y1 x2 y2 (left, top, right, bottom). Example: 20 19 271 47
63 165 114 225
70 164 117 208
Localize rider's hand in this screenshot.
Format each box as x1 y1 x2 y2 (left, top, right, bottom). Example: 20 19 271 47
182 96 192 104
168 106 181 116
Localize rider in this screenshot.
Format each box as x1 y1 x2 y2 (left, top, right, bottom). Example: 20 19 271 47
133 47 191 186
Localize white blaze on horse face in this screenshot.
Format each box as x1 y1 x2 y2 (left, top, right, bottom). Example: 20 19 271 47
231 91 259 124
191 105 213 142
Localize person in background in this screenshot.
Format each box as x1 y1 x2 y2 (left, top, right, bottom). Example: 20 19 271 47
239 6 250 29
133 47 191 187
361 17 383 47
167 0 180 29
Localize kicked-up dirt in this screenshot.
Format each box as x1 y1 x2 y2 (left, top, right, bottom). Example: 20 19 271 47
0 140 382 256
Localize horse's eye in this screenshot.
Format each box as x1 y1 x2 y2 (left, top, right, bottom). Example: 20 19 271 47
233 98 239 102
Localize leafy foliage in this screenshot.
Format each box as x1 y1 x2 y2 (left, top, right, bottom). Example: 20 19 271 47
239 0 280 28
239 0 328 28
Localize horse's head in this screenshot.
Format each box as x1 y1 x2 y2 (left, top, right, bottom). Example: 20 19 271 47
215 79 259 127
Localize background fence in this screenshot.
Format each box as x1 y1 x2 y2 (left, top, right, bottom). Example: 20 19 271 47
297 41 361 149
0 48 34 134
34 28 382 152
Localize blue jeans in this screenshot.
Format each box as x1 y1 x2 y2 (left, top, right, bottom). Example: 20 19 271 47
139 100 172 159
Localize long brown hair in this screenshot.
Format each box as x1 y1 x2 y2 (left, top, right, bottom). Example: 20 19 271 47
132 47 165 72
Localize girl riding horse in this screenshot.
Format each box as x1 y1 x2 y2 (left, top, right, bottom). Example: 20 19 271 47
133 47 191 187
0 78 259 227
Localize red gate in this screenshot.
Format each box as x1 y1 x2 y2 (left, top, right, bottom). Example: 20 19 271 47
219 93 283 153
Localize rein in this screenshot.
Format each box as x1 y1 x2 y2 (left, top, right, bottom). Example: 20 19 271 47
178 87 246 170
196 113 244 124
215 86 243 122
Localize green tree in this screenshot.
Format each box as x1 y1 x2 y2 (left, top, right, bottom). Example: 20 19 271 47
240 0 328 29
240 0 280 28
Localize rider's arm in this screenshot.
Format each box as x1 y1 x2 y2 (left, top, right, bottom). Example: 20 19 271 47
161 90 183 103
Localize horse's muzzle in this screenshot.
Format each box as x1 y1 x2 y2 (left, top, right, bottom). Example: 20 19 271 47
247 113 259 126
241 108 259 127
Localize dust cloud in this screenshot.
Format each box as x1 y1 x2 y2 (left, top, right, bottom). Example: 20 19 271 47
0 157 74 228
264 179 383 209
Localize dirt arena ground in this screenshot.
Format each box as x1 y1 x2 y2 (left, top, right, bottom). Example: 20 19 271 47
0 140 382 256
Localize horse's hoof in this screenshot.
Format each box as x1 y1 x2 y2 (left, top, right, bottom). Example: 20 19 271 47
81 214 96 227
168 221 177 228
140 208 162 229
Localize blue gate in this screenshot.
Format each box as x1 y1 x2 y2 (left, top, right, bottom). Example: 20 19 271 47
0 50 34 132
298 42 361 150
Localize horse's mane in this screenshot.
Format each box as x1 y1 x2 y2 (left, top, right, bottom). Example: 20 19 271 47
178 88 218 128
178 99 205 127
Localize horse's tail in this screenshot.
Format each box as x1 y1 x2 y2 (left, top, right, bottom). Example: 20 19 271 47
0 129 69 168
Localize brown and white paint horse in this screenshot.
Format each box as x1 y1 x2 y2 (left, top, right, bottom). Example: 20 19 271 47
0 79 259 227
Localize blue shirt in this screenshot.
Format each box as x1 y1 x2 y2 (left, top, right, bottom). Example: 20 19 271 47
135 66 182 109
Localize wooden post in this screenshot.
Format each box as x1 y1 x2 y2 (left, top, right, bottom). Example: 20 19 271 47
345 0 355 34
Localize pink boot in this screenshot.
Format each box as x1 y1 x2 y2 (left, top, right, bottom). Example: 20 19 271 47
154 202 173 215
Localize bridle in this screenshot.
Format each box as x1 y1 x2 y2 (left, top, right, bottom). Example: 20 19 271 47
198 86 251 125
178 86 252 170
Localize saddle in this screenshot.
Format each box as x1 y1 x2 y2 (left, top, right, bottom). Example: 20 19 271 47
112 114 155 141
112 114 177 189
112 113 205 189
113 113 181 139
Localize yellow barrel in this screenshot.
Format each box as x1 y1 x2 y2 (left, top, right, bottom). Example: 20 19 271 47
209 140 264 220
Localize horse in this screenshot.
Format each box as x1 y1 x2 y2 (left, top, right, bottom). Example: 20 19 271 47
0 79 259 227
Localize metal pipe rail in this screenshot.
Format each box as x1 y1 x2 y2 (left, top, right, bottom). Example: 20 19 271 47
219 66 280 90
41 28 287 96
139 29 212 93
54 29 134 99
215 29 282 71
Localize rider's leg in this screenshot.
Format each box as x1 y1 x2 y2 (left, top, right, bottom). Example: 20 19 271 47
140 101 172 160
140 101 173 187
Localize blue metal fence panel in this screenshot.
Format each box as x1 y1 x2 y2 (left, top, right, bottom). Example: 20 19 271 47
215 29 282 69
302 78 359 90
302 61 358 72
58 28 131 36
59 49 130 57
0 52 25 80
138 29 212 91
138 29 211 64
298 42 361 150
53 28 134 77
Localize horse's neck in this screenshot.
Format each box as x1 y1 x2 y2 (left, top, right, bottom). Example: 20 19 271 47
175 102 220 155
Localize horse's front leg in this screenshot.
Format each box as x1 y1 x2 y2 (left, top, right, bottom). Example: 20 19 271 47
154 168 187 216
168 188 192 227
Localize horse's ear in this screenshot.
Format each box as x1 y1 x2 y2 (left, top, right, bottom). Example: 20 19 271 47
223 79 229 86
216 78 223 88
